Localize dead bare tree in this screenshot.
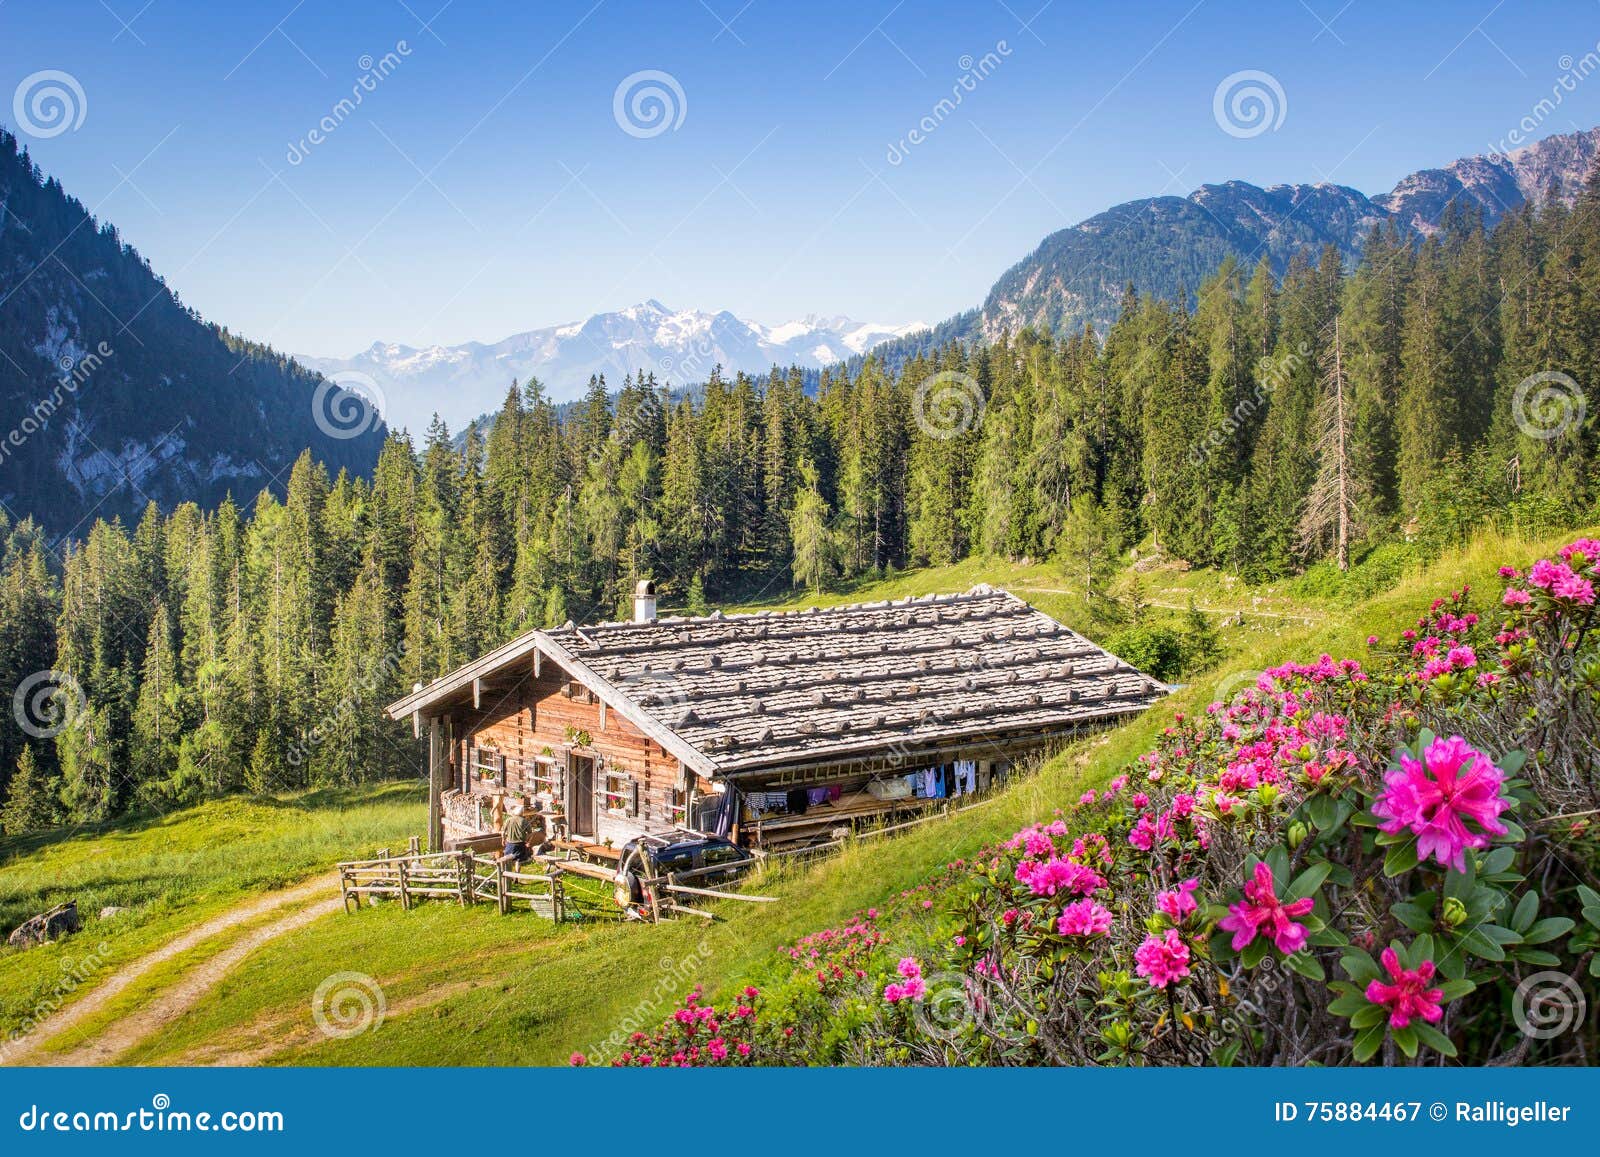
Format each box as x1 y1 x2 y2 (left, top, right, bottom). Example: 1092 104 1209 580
1298 317 1365 571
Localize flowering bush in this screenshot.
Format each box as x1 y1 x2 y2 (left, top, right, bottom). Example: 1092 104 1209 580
579 541 1600 1066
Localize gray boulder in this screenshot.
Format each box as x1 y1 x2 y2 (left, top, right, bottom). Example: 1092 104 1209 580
7 901 80 948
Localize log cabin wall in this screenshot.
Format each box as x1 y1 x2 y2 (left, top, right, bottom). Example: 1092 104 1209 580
449 658 683 847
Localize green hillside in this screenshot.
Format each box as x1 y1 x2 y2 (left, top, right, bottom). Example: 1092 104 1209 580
0 527 1583 1066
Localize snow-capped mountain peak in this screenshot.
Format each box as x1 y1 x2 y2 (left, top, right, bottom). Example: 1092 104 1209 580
300 304 926 434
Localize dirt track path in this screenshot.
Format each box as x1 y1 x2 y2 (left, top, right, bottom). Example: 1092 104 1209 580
3 876 339 1066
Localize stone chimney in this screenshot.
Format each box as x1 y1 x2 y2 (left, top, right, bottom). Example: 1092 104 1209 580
634 579 658 624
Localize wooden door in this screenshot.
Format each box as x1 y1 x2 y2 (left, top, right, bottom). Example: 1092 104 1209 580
569 753 597 837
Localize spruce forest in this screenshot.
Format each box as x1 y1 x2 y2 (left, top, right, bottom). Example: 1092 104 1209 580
3 183 1597 834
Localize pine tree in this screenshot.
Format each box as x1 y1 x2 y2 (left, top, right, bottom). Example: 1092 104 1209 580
789 458 835 591
1 746 59 835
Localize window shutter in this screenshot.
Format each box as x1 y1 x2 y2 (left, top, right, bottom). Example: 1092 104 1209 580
627 776 640 818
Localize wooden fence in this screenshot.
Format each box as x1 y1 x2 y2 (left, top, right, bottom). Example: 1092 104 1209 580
336 849 564 920
334 847 772 923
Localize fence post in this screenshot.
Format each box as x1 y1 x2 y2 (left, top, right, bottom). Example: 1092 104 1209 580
458 851 471 906
338 867 351 915
496 858 508 915
398 858 411 910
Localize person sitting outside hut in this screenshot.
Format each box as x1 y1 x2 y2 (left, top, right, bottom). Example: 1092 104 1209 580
501 799 533 863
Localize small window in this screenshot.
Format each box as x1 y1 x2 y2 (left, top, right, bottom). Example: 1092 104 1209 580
469 747 505 787
602 769 639 817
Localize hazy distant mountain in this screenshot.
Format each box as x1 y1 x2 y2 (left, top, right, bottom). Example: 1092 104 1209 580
0 129 383 536
971 126 1600 342
300 301 926 434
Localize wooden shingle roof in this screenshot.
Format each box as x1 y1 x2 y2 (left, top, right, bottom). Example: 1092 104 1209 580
523 585 1165 774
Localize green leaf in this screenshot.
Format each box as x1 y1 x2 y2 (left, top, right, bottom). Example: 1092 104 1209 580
1578 885 1600 910
1326 993 1368 1017
1411 1022 1457 1057
1497 749 1526 775
1481 847 1515 876
1284 951 1325 981
1287 861 1332 901
1241 937 1270 969
1339 948 1380 983
1352 1022 1385 1063
1515 949 1561 967
1522 917 1575 944
1392 901 1435 933
1308 793 1338 831
1511 891 1539 932
1392 1025 1419 1058
1350 1004 1387 1029
1435 978 1476 1000
1384 841 1419 877
1459 928 1505 961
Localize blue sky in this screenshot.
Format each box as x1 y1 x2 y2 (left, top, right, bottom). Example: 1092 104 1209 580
5 0 1600 356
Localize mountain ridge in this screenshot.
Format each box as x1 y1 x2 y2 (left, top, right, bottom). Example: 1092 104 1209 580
0 129 385 536
299 301 924 434
973 125 1600 342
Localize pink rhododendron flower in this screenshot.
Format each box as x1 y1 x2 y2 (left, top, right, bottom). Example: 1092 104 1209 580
1371 735 1509 872
1016 856 1104 897
1364 947 1444 1028
1056 898 1113 937
1133 929 1191 988
1502 587 1531 606
1157 878 1200 922
1218 862 1315 954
